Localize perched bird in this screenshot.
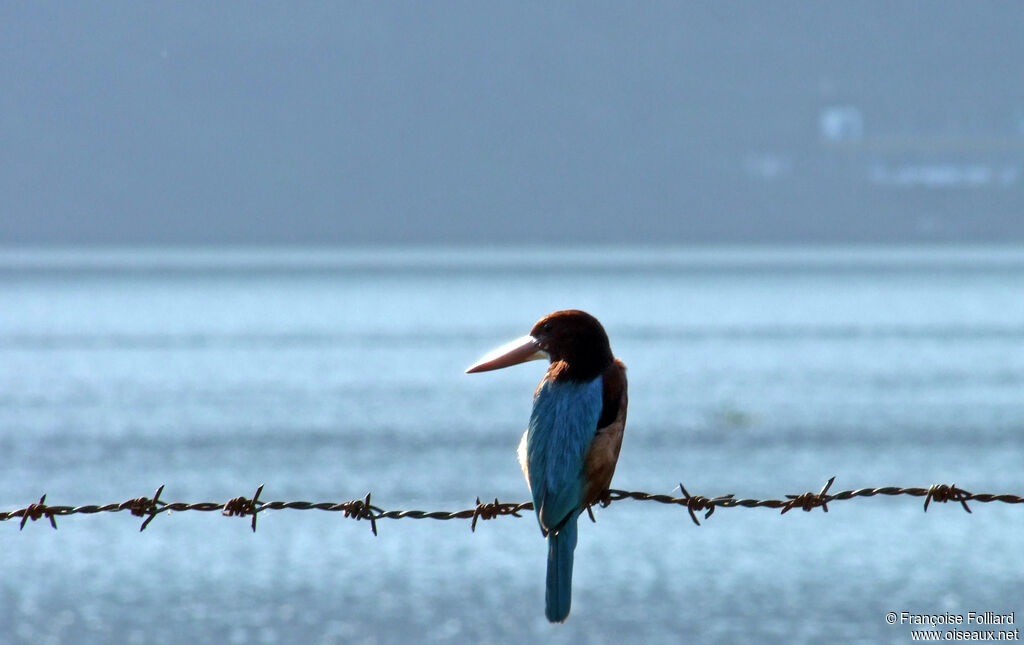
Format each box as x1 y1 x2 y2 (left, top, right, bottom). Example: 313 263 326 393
466 310 628 623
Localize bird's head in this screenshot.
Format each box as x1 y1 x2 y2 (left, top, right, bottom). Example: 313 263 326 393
465 310 613 382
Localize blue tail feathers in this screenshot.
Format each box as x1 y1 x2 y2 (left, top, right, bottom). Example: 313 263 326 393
545 516 579 623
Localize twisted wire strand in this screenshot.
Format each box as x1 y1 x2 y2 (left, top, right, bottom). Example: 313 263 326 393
2 479 1021 533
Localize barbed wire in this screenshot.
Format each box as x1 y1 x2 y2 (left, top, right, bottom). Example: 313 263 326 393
3 478 1022 534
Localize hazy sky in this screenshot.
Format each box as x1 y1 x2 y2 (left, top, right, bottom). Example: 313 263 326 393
3 3 1022 245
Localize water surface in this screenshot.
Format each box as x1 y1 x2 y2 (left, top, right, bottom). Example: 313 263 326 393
1 246 1022 644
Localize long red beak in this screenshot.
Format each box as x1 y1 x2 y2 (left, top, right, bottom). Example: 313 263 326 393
465 335 548 373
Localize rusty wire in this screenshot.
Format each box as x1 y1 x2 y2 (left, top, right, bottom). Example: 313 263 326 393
2 478 1022 534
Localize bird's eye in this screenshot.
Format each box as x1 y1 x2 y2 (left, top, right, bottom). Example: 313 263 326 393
542 322 552 332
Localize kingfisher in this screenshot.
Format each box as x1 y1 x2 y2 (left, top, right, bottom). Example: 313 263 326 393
466 310 628 623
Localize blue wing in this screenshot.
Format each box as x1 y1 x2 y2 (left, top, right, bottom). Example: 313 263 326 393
526 375 604 533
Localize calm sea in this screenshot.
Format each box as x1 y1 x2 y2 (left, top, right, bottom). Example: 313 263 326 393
1 246 1022 644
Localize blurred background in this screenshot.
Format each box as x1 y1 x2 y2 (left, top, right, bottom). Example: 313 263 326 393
2 4 1023 644
4 3 1024 245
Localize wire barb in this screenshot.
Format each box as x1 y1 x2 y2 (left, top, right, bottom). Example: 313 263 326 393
18 495 57 530
133 485 166 532
677 483 732 526
340 493 379 536
470 497 523 532
924 483 972 514
781 476 836 514
222 484 265 532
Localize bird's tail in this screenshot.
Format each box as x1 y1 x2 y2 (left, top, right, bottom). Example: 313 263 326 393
545 516 578 623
